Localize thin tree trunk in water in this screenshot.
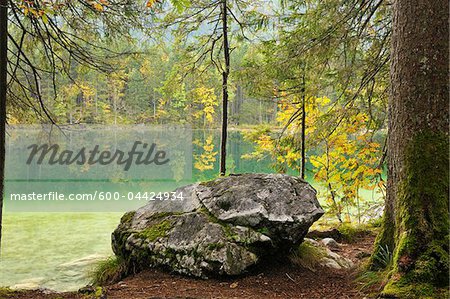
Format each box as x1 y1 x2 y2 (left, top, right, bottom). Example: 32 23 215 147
300 73 306 180
232 85 242 125
0 0 7 252
371 0 449 295
219 0 230 176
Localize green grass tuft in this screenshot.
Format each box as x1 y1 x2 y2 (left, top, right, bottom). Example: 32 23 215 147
289 241 327 271
372 244 393 268
89 256 127 286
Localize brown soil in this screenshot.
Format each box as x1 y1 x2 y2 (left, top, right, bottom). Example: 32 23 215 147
3 234 375 299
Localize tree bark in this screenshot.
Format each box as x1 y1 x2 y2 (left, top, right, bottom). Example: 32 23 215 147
0 0 7 252
232 85 242 125
300 72 306 180
372 0 449 295
219 0 230 176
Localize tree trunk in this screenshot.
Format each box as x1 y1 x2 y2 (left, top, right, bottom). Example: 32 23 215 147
300 73 306 180
371 0 449 295
219 0 230 176
232 85 242 125
0 0 7 252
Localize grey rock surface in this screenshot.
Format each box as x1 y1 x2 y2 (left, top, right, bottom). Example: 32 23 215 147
197 173 323 245
303 238 354 270
112 173 324 278
321 237 340 250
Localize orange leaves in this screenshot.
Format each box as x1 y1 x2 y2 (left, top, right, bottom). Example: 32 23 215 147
19 0 108 16
146 0 159 8
19 0 48 19
92 3 103 11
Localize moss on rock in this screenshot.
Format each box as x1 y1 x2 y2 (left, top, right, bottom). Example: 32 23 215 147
136 220 173 242
120 211 136 225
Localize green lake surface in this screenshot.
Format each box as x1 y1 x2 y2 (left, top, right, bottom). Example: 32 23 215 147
0 130 381 291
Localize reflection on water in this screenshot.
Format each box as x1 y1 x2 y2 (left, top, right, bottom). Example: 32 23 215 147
0 130 322 291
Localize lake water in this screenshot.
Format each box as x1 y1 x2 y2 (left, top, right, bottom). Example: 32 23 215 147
0 130 381 291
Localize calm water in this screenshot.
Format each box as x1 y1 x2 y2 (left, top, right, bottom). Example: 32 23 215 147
0 130 379 291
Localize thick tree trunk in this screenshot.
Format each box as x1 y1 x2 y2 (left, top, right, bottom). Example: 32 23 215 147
372 0 449 296
0 0 7 252
219 0 230 176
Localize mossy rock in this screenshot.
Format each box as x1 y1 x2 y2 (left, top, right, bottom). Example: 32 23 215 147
111 173 324 278
112 211 270 278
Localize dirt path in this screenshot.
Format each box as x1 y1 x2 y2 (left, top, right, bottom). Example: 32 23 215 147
2 234 375 299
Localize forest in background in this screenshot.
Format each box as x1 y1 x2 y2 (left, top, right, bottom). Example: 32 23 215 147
1 0 448 297
6 0 389 224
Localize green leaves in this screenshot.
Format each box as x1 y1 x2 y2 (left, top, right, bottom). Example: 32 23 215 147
170 0 191 13
146 0 190 12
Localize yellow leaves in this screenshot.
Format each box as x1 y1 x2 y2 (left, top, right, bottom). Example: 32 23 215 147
161 52 170 62
202 139 215 152
241 91 386 223
241 127 274 161
80 84 95 98
194 135 217 172
276 99 298 124
203 107 215 123
285 150 301 161
315 96 331 105
310 155 325 168
256 134 273 151
6 113 20 125
89 0 109 11
139 59 153 77
191 86 218 126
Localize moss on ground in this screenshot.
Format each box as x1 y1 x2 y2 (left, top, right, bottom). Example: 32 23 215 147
0 288 16 299
338 223 374 243
382 278 449 299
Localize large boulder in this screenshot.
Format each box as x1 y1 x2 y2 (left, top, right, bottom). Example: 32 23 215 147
112 173 324 278
197 173 323 246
